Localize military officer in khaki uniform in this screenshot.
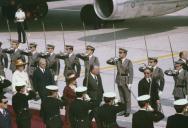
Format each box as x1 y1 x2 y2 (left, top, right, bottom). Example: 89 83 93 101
107 48 133 117
46 44 60 83
148 57 165 96
77 45 99 77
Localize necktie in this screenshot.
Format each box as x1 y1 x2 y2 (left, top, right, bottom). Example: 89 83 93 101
3 110 6 117
95 76 98 85
148 79 151 84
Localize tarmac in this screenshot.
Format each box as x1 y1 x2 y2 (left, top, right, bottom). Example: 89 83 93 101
1 0 188 127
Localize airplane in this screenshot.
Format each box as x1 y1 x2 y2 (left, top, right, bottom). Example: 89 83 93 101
1 0 188 26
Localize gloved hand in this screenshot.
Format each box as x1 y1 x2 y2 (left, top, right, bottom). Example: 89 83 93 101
84 94 91 101
0 75 5 82
159 91 163 96
54 75 58 81
128 84 132 90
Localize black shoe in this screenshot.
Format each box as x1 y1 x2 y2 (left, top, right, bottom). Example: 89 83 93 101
124 113 130 117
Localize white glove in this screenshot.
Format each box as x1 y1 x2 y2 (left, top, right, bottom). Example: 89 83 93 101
114 99 119 104
54 75 58 81
128 84 132 90
0 76 5 82
159 91 163 96
186 95 188 100
84 94 91 101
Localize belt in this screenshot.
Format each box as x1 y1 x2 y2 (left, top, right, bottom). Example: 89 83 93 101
18 108 29 115
120 74 128 76
48 115 60 121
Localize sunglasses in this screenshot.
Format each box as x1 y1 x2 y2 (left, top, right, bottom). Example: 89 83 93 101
2 100 8 104
149 61 155 63
119 52 124 54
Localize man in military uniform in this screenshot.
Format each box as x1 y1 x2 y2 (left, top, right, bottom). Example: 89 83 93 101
166 99 188 128
96 92 126 128
40 85 64 128
46 44 60 83
15 6 26 43
179 50 188 71
9 40 25 73
57 45 81 79
12 81 36 128
107 48 133 117
148 57 165 96
77 45 99 77
69 86 94 128
132 95 164 128
26 43 40 84
0 42 8 76
173 60 188 100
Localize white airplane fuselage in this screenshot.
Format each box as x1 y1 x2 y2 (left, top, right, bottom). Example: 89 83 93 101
94 0 188 20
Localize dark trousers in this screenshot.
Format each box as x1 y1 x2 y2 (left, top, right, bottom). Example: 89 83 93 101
16 114 31 128
46 116 62 128
17 22 26 43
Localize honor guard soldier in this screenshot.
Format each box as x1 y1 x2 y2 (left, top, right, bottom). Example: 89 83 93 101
106 48 133 117
172 60 188 100
46 44 60 83
166 99 188 128
132 95 164 128
57 45 81 79
77 45 100 77
0 95 11 128
8 40 25 73
26 43 40 84
148 57 165 96
0 42 8 76
179 51 188 71
0 76 12 95
69 86 94 128
15 6 26 43
96 92 126 128
138 67 160 111
40 85 64 128
12 81 36 128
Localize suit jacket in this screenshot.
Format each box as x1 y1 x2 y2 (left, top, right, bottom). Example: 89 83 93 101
83 73 104 105
0 109 11 128
173 69 188 98
0 48 8 76
9 49 25 72
152 67 165 91
166 114 188 128
0 79 12 95
47 53 60 76
138 78 159 102
107 58 133 85
27 52 40 76
32 67 55 100
63 53 81 78
132 110 164 128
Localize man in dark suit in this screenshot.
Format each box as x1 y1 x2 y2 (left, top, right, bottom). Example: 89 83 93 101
40 85 64 128
138 67 160 111
77 45 100 77
179 51 188 71
0 42 8 76
173 60 188 100
69 86 94 128
33 58 55 101
166 99 188 128
83 65 103 106
12 82 36 128
148 57 165 96
132 95 164 128
9 40 25 73
0 95 11 128
107 48 133 116
96 92 126 128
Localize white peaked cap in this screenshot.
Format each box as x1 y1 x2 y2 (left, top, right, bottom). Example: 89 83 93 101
46 85 58 91
75 86 87 92
174 99 188 106
137 95 150 101
15 81 26 87
103 92 116 98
